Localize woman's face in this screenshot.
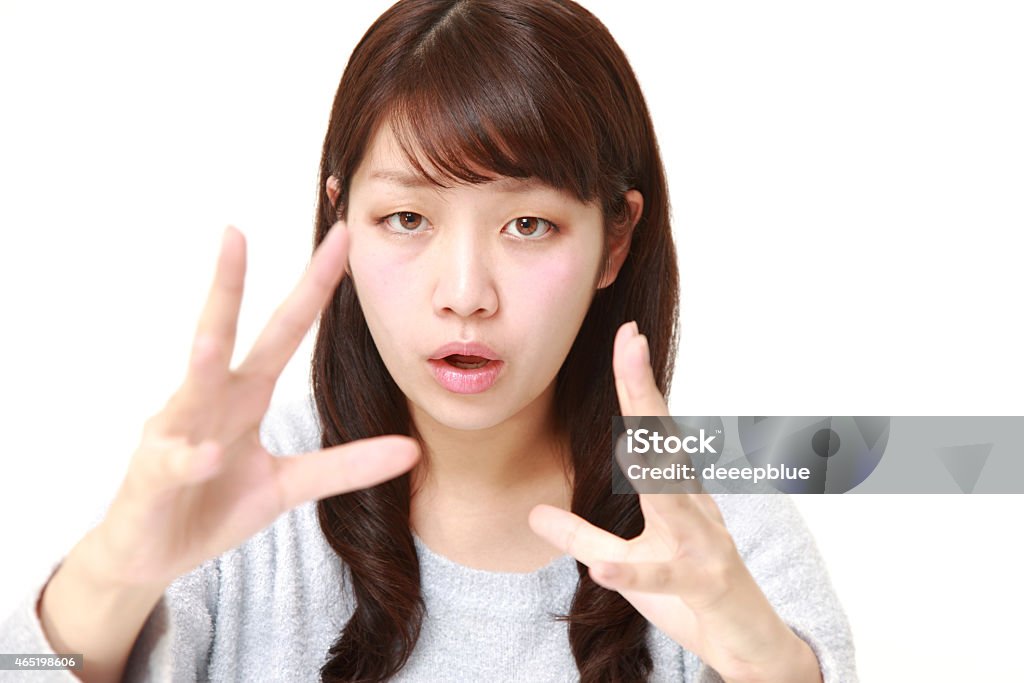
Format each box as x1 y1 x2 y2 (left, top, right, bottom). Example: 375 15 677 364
335 124 615 432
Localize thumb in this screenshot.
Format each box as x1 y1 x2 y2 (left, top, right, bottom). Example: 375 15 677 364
274 436 420 509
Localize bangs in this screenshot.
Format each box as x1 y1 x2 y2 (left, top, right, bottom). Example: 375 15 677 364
380 12 604 203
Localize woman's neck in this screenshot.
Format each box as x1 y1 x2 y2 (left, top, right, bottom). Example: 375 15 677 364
406 382 574 571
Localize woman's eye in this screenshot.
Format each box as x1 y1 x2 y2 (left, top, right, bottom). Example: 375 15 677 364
382 211 430 232
504 216 556 239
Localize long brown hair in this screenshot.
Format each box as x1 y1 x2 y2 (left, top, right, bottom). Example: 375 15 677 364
311 1 679 680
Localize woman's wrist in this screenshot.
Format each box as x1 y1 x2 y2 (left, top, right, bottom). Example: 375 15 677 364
37 530 169 683
781 632 825 683
724 626 823 683
696 573 823 683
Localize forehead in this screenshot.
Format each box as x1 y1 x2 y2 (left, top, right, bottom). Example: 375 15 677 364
353 122 556 196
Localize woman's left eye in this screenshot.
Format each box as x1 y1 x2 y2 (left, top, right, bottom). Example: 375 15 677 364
504 216 557 239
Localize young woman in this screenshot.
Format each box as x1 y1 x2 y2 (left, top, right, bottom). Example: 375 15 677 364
2 1 856 681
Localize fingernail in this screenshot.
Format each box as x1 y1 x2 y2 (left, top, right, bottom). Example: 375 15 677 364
637 334 650 367
629 320 639 337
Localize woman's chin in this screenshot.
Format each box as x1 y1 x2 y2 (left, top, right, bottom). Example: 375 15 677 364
411 399 515 433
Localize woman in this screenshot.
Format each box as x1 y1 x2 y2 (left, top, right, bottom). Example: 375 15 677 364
1 1 856 681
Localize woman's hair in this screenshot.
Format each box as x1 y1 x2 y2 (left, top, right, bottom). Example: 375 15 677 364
310 1 679 681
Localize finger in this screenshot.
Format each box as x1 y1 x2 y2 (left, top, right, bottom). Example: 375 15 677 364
528 504 631 567
589 559 698 596
614 327 699 509
275 435 419 509
613 321 638 415
613 323 669 418
614 415 703 498
591 557 738 612
188 226 247 384
692 492 726 525
237 221 348 382
638 490 709 539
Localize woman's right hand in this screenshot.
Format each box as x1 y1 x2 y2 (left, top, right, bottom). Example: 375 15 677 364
82 222 418 589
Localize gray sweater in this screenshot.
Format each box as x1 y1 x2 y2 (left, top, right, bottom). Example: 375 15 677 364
1 398 858 682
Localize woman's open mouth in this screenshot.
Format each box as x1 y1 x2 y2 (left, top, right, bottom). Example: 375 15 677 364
427 355 504 394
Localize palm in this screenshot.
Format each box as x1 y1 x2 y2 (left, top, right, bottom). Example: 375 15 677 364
93 224 418 588
528 321 749 667
608 494 723 654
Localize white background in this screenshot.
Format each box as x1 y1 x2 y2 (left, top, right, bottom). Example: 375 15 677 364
1 1 1022 679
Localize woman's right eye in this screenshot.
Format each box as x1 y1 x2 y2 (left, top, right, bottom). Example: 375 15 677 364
381 211 431 233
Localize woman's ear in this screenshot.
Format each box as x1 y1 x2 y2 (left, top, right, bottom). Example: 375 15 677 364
326 175 341 209
597 189 643 289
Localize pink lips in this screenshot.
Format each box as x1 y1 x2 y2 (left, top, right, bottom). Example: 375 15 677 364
428 341 504 394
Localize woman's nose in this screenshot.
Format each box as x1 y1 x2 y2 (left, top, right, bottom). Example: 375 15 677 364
430 227 499 319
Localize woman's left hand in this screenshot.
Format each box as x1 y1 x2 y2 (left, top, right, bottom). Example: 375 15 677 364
528 321 822 683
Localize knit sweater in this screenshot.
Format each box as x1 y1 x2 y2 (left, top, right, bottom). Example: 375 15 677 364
1 397 858 682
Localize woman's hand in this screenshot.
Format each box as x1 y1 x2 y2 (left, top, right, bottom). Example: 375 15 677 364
87 223 419 589
528 322 822 683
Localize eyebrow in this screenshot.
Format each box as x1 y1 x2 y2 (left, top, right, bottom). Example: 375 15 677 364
369 169 548 193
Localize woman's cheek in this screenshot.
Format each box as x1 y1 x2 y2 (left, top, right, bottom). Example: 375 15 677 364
516 254 597 360
349 245 418 338
530 249 598 315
